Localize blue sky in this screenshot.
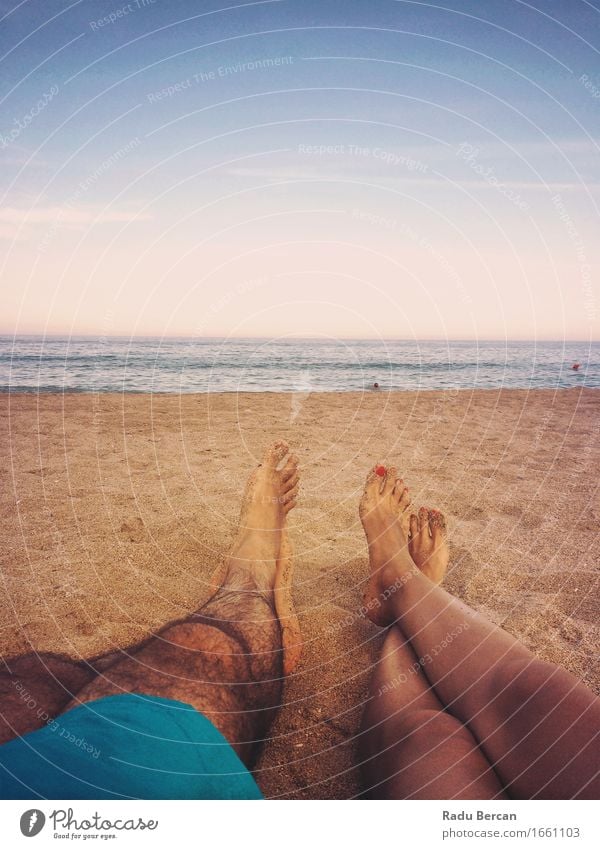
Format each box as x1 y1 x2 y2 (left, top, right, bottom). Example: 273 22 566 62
1 0 599 339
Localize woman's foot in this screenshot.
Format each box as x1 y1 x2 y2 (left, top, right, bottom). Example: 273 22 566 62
409 507 449 585
210 441 299 596
359 465 420 627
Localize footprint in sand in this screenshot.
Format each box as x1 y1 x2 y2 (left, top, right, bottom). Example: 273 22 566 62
458 504 486 520
120 516 146 543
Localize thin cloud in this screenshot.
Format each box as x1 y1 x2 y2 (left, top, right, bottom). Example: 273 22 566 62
0 205 153 241
225 165 600 192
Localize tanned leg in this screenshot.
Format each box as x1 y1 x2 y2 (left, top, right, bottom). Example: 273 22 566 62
0 651 124 744
360 464 600 799
358 468 504 799
58 441 299 767
359 627 505 799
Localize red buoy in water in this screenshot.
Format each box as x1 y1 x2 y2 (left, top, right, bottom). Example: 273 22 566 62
571 363 581 371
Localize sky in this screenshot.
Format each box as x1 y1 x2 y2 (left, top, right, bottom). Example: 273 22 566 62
0 0 599 340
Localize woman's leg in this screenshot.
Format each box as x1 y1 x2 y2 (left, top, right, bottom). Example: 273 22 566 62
359 626 505 799
360 465 600 799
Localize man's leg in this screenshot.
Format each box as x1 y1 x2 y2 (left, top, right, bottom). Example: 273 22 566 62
58 441 299 767
359 627 505 799
0 651 124 744
360 465 600 799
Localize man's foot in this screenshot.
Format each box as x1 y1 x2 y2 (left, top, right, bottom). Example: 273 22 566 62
208 441 303 673
275 529 303 675
359 465 419 627
210 441 299 595
409 507 449 585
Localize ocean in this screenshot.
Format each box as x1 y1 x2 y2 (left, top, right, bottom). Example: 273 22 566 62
0 337 597 393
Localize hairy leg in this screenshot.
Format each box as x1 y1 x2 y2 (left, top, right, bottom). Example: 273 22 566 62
359 627 505 799
0 651 125 744
66 569 282 765
54 441 300 767
360 465 600 799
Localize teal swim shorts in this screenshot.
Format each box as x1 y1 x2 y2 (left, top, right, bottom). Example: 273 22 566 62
0 694 262 799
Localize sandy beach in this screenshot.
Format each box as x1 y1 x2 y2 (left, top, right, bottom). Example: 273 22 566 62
1 388 599 799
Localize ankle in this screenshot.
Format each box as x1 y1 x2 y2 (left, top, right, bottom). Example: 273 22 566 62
368 537 412 572
223 556 276 596
369 551 418 604
229 527 280 560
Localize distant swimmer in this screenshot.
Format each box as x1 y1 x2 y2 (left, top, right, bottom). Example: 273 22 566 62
571 363 581 371
373 382 380 389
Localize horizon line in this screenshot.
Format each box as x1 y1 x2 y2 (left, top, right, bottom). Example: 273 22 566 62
0 333 596 344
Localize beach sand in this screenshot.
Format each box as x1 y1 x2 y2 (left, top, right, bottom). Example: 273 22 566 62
1 388 599 799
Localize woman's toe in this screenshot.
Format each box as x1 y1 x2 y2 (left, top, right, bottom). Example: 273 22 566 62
383 466 397 495
397 484 410 511
391 477 403 503
364 464 384 499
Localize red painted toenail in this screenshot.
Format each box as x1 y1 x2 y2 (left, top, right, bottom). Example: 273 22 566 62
375 465 386 477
